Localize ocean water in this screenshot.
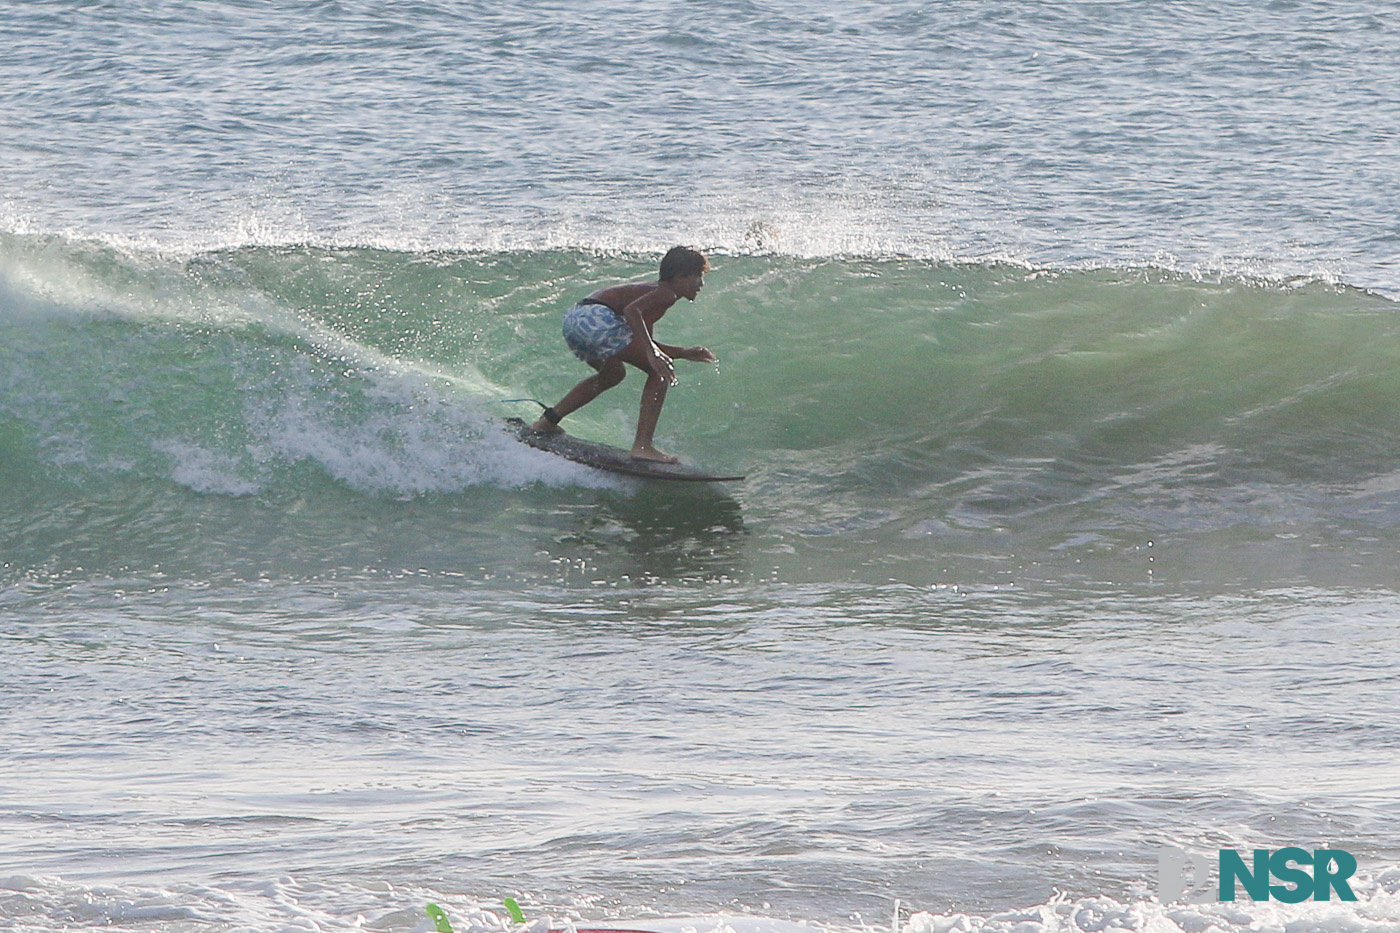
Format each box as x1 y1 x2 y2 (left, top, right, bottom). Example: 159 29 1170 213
3 2 1400 932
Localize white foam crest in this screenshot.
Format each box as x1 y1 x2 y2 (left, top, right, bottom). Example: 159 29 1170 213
0 874 809 933
2 203 1378 300
4 872 1399 933
901 874 1400 933
146 356 624 496
0 874 217 930
240 369 622 495
157 440 262 497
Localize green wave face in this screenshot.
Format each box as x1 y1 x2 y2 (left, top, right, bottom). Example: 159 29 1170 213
4 233 1399 587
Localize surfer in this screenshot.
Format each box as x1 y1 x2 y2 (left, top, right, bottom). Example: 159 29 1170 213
531 246 717 463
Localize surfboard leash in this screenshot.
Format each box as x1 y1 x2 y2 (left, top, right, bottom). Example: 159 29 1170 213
497 397 547 410
498 398 561 425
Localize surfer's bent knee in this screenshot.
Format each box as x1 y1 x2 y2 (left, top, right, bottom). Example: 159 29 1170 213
595 359 626 389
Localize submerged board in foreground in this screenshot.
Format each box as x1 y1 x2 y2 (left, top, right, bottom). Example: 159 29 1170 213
505 417 745 482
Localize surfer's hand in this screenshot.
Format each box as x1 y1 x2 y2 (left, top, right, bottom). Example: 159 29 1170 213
651 352 678 386
681 346 717 364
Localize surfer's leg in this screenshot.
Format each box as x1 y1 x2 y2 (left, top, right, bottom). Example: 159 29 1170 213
531 359 625 432
608 336 679 463
629 369 679 463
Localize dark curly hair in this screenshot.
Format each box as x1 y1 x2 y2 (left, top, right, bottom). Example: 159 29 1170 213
659 246 708 282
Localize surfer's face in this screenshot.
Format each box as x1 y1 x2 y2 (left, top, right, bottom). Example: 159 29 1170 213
672 273 704 301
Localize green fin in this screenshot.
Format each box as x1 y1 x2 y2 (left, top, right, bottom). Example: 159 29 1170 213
504 897 525 924
426 903 455 933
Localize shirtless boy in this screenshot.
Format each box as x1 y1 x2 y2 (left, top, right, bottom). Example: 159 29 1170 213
531 247 716 464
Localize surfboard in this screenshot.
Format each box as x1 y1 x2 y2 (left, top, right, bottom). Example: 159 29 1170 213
505 417 745 482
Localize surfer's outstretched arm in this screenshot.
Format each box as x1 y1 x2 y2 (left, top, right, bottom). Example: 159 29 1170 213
655 343 717 364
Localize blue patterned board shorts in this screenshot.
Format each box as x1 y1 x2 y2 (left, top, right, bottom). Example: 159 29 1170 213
562 300 634 364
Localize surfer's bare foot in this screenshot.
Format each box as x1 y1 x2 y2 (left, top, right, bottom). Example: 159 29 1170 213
530 417 564 434
630 445 679 464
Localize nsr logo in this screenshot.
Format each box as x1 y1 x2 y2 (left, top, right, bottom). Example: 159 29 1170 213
1159 847 1358 903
